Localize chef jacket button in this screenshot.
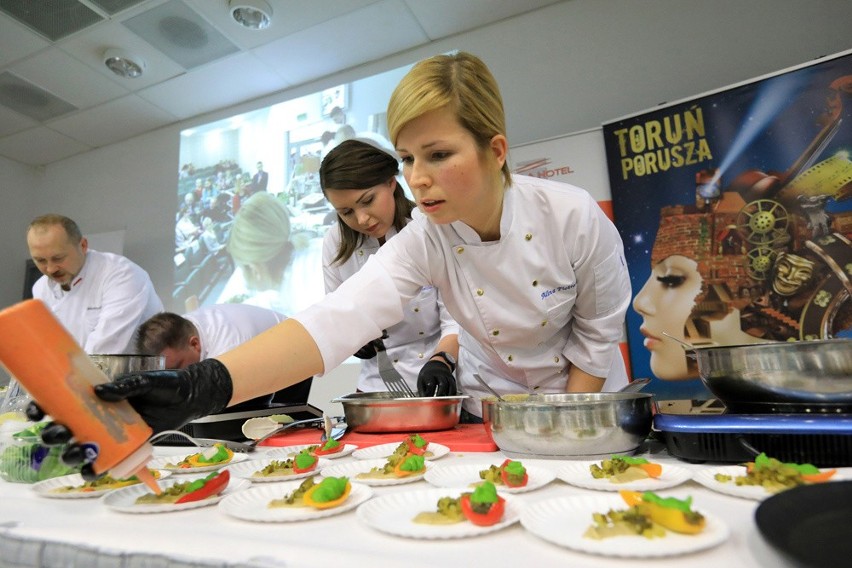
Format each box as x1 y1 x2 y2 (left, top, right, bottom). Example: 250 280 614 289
553 356 560 363
532 280 538 287
413 307 420 312
394 358 400 363
533 385 540 390
525 233 533 241
417 353 424 359
418 331 424 335
491 329 500 336
357 250 364 256
456 246 464 254
476 288 484 296
507 354 514 362
541 320 548 326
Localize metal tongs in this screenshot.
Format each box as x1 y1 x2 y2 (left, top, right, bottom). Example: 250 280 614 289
374 331 417 398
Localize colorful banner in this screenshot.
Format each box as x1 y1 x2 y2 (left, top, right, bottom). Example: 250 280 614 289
604 49 852 399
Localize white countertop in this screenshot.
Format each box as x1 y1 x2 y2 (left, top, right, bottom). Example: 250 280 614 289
0 440 832 568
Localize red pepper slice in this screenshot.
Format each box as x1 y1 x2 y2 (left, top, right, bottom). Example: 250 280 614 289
460 494 506 526
175 470 230 504
292 453 318 474
404 435 428 456
499 459 528 488
313 441 343 456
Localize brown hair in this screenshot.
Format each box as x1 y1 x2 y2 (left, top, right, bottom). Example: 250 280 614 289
387 51 511 188
28 214 83 244
320 139 414 264
134 312 197 355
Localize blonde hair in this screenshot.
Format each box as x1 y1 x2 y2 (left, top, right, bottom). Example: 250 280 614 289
227 192 292 289
387 51 512 187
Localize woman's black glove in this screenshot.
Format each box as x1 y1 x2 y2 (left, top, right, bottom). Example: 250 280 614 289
95 358 234 433
353 338 384 360
24 358 233 480
417 360 457 397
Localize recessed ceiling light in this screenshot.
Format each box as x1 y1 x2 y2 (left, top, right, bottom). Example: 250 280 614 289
229 0 273 30
103 49 145 79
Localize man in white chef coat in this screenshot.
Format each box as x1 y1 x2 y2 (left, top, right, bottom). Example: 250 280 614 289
134 304 289 409
26 214 163 355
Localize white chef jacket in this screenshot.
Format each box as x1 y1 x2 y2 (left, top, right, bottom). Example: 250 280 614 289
32 249 163 355
294 175 631 416
183 303 286 359
322 222 459 392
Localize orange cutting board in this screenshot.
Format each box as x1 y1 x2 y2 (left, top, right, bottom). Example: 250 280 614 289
260 423 498 452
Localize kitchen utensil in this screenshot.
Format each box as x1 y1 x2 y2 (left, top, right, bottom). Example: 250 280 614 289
150 416 333 453
472 373 507 402
375 338 416 398
480 384 653 459
332 392 468 433
686 338 852 413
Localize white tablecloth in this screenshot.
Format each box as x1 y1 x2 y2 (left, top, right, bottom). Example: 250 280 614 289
0 440 831 568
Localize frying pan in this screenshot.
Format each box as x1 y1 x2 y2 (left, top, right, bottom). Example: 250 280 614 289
663 336 852 413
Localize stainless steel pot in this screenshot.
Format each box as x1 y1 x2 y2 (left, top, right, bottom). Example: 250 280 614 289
691 338 852 413
332 392 468 433
481 390 653 460
88 354 165 380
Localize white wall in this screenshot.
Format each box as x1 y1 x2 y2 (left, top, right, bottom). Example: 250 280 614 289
3 0 852 410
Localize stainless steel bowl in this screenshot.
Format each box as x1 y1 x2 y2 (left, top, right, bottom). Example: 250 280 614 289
692 338 852 413
332 392 468 433
481 392 653 459
88 354 165 380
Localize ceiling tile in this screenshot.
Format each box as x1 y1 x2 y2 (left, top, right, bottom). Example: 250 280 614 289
59 20 187 89
136 51 290 119
254 0 427 85
0 126 92 166
0 0 103 42
0 12 51 67
48 94 177 147
11 47 128 108
402 0 564 39
122 0 239 69
0 103 38 137
185 0 380 50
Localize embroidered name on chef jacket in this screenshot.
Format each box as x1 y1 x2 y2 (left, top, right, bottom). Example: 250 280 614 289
540 282 576 300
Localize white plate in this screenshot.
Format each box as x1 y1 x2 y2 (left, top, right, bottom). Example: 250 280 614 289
352 442 450 461
690 465 848 501
31 471 172 499
225 458 330 483
424 463 555 494
266 444 357 460
357 488 520 539
147 451 248 473
320 458 429 487
520 494 729 557
219 480 372 522
557 460 692 492
102 475 251 514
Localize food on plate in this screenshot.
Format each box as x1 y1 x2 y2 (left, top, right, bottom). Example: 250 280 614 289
302 476 352 509
478 459 528 488
268 477 318 508
413 481 505 526
50 470 163 494
306 439 344 456
134 470 230 505
357 453 426 480
584 490 706 540
400 434 430 456
589 455 663 483
460 481 506 526
166 443 234 469
252 451 318 478
713 452 837 493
